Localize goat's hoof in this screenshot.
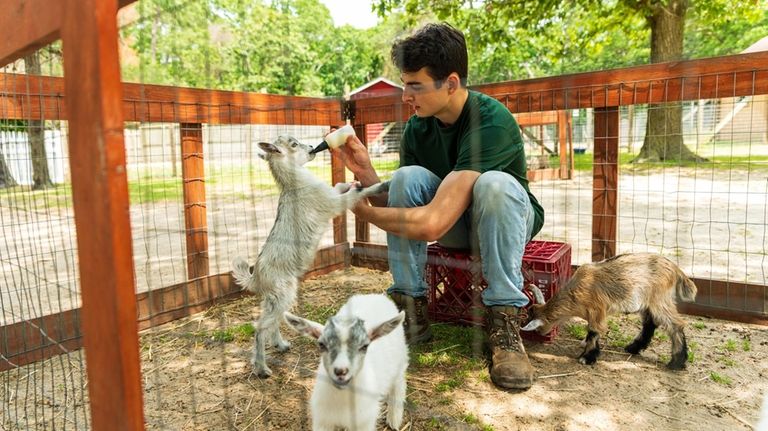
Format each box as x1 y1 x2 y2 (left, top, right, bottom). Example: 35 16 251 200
665 361 686 371
252 365 273 378
275 343 291 353
578 355 598 366
624 343 643 355
386 408 403 430
386 418 403 430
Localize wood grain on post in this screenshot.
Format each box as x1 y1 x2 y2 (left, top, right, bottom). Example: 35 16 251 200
60 0 145 429
558 110 571 179
352 124 371 244
181 123 209 280
592 107 619 262
0 0 62 67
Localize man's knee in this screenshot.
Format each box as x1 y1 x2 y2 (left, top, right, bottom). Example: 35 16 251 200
389 165 439 207
391 165 432 186
473 171 528 213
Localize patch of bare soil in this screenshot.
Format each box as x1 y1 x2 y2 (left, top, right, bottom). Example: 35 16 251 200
140 267 768 431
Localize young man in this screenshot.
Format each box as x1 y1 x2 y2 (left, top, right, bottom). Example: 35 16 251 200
332 23 544 390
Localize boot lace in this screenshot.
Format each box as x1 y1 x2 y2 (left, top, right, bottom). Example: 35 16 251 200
489 310 527 353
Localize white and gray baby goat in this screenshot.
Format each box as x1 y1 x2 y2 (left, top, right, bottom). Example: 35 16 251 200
285 294 408 431
522 253 697 370
232 135 389 378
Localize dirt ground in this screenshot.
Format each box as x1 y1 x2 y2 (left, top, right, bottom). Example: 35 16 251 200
137 266 768 431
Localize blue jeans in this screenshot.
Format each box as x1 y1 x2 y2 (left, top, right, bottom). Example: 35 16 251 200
386 166 535 307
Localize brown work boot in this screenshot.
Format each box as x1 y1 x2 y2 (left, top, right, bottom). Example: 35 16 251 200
486 305 534 390
390 292 433 345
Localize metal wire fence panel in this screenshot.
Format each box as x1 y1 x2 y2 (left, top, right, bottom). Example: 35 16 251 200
1 2 768 428
1 45 91 431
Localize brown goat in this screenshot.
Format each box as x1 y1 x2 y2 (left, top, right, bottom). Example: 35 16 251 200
521 253 697 370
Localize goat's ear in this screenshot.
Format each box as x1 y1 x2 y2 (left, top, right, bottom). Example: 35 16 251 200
284 312 323 339
521 319 544 332
369 311 405 341
258 142 282 154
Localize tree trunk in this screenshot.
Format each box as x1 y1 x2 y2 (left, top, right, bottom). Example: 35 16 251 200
0 148 17 188
24 52 54 189
634 0 706 163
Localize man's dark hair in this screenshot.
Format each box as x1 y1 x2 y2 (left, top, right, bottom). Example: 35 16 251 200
391 22 468 87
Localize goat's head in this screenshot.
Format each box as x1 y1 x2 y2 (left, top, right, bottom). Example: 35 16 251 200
258 135 315 166
520 303 551 333
520 284 552 334
284 311 405 389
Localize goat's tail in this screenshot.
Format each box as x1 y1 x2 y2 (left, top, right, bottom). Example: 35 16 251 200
232 256 257 292
675 270 698 302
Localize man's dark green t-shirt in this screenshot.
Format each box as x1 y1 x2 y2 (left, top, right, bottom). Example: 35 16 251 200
399 90 544 237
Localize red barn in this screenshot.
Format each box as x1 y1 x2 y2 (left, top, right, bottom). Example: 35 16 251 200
347 78 404 153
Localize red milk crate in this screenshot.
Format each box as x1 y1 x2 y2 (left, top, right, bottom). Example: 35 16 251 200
426 240 572 343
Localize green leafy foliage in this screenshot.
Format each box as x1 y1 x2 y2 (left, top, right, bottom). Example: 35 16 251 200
373 0 768 82
121 0 384 96
119 0 767 97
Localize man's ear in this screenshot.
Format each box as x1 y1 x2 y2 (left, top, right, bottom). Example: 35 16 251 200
446 74 460 93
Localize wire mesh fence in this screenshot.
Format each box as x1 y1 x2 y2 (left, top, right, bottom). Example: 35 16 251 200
1 2 767 429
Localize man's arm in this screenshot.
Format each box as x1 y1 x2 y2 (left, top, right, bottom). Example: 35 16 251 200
353 170 480 241
330 134 390 207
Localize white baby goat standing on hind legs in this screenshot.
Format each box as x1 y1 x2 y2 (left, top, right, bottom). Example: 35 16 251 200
522 253 697 370
231 136 389 378
285 294 409 431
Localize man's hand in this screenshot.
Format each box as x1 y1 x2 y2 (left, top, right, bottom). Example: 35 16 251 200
330 134 375 183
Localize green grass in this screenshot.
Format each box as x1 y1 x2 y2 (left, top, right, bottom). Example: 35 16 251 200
435 370 468 393
426 417 446 430
565 323 588 340
129 177 185 203
742 339 751 352
410 324 487 397
688 341 699 364
606 319 634 348
371 158 399 173
411 324 485 361
199 323 255 343
692 321 707 330
709 371 733 385
721 339 738 352
567 152 768 172
0 184 73 209
9 151 765 209
300 303 337 323
718 357 736 367
461 414 495 431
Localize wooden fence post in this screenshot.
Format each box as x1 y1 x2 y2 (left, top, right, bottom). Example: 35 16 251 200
353 124 371 244
181 123 209 279
558 110 571 179
592 107 619 261
61 0 145 429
